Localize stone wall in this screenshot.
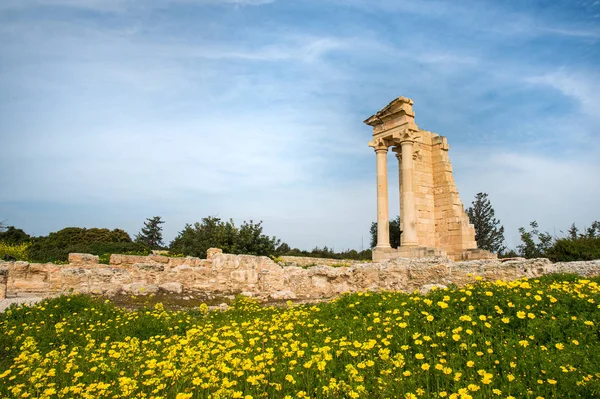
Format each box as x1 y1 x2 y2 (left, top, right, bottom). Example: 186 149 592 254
277 256 365 267
2 251 600 301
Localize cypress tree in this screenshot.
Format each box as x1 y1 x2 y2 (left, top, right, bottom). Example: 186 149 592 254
466 193 506 254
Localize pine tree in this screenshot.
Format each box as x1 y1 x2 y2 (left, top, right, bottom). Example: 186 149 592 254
466 193 506 254
135 216 165 249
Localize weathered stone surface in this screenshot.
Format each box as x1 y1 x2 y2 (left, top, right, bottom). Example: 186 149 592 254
122 283 159 296
0 267 8 300
419 284 447 295
159 282 183 294
4 252 600 301
277 256 363 267
110 254 151 267
555 260 600 276
270 290 297 300
207 248 223 259
133 263 165 272
68 253 100 265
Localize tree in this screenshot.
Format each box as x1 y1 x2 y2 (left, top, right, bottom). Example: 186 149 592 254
0 226 30 245
517 221 554 259
135 216 165 249
169 217 280 257
370 215 401 249
466 192 506 254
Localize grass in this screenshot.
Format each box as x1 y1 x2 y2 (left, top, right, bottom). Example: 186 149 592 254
1 273 600 398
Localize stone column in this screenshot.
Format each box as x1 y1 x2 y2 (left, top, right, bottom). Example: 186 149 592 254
400 139 418 246
393 147 402 239
375 145 391 248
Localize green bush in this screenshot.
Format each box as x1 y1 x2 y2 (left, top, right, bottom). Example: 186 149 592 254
28 227 148 263
170 217 280 257
0 242 30 261
547 237 600 262
0 226 30 245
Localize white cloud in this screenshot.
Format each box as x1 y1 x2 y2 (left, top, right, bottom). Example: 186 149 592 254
525 71 600 120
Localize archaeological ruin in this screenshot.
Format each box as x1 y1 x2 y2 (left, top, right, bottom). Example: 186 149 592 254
365 97 495 262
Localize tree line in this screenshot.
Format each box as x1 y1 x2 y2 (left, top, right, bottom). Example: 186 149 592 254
1 193 598 263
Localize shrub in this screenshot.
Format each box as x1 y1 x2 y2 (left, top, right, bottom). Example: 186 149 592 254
546 237 600 262
28 227 148 263
0 226 30 245
0 242 30 261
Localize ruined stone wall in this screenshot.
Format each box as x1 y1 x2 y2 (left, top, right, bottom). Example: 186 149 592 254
412 131 436 248
430 135 478 258
277 256 365 267
2 252 600 301
408 130 477 260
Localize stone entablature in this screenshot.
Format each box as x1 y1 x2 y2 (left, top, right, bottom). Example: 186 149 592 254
365 97 495 261
2 251 599 301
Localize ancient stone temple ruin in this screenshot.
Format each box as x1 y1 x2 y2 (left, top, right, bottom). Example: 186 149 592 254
365 96 495 262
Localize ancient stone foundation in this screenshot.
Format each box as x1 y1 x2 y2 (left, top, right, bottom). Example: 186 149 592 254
365 97 496 262
1 250 599 301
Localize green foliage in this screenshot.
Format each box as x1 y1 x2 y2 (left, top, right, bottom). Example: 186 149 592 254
2 275 600 398
545 221 600 262
170 217 280 257
547 237 600 262
134 216 165 249
466 192 506 254
279 246 372 260
28 227 148 263
0 242 31 261
517 221 554 259
0 226 30 245
370 215 401 248
498 249 519 259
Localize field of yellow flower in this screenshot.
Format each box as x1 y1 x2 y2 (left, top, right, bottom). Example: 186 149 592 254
1 274 600 399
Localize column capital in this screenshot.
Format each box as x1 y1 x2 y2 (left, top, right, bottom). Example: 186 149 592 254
393 128 421 145
393 144 421 161
368 137 389 152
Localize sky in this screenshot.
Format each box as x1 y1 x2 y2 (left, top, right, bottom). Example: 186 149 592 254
0 0 599 252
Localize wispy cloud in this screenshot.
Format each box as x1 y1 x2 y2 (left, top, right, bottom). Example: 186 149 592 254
525 70 600 120
0 0 276 12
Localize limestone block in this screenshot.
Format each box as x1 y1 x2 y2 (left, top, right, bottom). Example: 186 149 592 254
406 259 450 289
270 290 297 300
122 283 159 296
419 283 447 295
133 263 165 272
554 260 600 277
68 253 99 265
8 261 30 279
110 254 151 267
0 267 8 300
147 254 170 264
159 282 183 294
207 248 223 259
173 265 196 286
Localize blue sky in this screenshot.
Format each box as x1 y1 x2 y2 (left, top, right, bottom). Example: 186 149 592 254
1 0 599 251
